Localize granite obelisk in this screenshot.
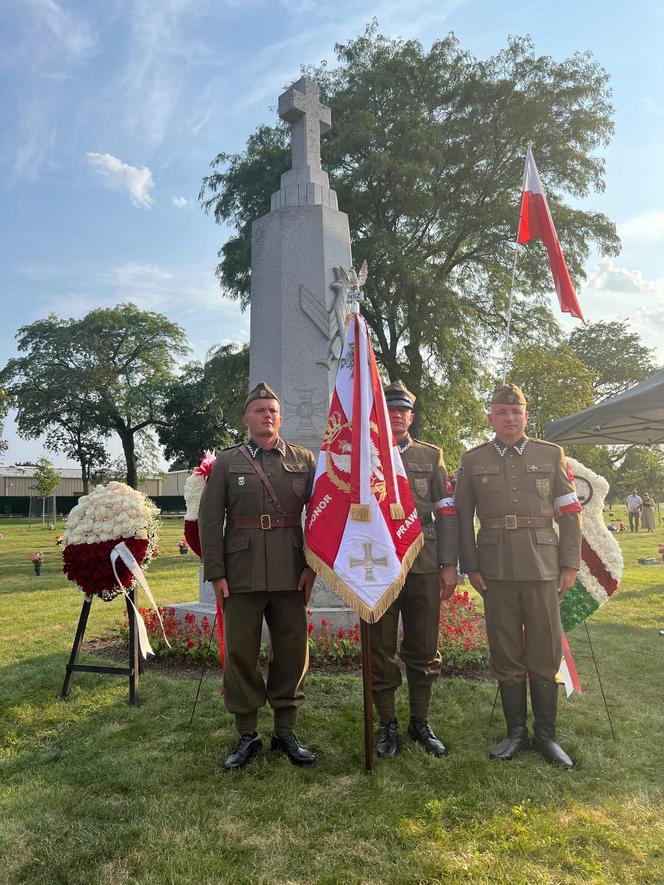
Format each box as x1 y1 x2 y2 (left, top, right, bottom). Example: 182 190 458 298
250 77 351 450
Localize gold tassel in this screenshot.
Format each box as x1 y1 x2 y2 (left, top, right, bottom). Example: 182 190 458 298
390 503 405 520
350 503 371 522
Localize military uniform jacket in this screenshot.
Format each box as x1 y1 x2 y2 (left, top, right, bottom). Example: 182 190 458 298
400 435 458 573
453 437 581 581
198 439 317 592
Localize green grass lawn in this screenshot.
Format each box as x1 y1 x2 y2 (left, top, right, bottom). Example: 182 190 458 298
1 516 663 884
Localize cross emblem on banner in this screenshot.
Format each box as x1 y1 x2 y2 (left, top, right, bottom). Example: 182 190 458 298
349 543 388 583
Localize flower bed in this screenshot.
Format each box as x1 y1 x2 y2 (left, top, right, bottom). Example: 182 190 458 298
439 588 489 670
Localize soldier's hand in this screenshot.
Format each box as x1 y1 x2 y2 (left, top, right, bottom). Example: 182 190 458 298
467 570 487 597
212 578 230 601
298 567 315 605
557 567 577 598
439 565 458 601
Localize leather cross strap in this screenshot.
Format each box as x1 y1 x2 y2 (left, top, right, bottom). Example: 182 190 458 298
227 515 301 530
482 516 553 530
238 444 286 514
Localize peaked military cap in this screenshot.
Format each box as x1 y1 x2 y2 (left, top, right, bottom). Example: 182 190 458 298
384 380 416 410
244 381 280 410
490 383 527 406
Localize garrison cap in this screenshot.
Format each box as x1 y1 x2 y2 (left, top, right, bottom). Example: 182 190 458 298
384 380 416 410
244 382 280 410
490 383 527 406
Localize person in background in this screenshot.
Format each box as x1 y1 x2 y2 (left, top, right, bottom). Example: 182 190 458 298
642 493 656 532
626 489 643 532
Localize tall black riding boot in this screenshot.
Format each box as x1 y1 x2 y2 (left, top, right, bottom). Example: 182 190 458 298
530 679 574 769
489 681 530 760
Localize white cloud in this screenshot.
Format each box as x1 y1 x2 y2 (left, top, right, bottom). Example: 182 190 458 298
13 101 57 178
618 210 664 244
86 152 155 208
7 0 98 68
172 195 192 208
585 258 662 297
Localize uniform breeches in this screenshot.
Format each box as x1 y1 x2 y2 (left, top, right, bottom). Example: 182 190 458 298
483 579 562 683
369 572 441 721
222 590 308 734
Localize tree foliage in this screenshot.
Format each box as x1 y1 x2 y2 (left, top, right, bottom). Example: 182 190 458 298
201 26 619 439
1 305 189 489
507 341 595 439
569 320 658 401
610 447 664 504
158 344 249 467
32 457 60 499
0 387 9 457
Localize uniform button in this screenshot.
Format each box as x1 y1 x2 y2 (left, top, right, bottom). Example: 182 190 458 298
512 486 518 490
513 498 519 503
511 475 517 479
509 454 514 458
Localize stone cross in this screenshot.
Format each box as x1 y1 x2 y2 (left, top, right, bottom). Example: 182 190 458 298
349 543 389 583
278 77 331 189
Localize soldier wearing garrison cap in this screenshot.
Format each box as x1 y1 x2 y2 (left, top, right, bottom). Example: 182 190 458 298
454 381 582 769
370 380 459 760
198 381 317 770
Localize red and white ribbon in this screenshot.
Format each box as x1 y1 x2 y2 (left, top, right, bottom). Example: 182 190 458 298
110 541 171 659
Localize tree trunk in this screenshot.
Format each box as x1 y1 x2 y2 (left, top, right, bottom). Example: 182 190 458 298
404 324 424 439
119 430 138 489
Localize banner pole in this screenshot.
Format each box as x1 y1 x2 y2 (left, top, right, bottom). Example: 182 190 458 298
360 619 374 773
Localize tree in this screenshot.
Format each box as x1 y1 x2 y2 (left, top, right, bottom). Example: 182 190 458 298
569 320 658 401
0 387 9 457
158 344 249 467
610 447 664 505
1 305 189 489
201 27 619 433
507 342 595 438
31 456 60 524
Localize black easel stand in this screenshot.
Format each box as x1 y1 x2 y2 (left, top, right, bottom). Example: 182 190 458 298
60 589 141 705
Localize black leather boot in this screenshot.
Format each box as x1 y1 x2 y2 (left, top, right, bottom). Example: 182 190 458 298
376 718 399 758
408 717 448 757
271 732 316 766
530 680 575 769
223 731 262 771
489 681 530 760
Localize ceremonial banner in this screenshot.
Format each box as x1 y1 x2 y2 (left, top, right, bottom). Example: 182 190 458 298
518 144 586 323
304 312 423 622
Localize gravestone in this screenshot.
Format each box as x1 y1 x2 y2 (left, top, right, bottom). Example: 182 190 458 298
171 77 357 633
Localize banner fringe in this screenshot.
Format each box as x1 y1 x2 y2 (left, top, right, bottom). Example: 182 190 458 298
390 503 405 520
304 533 424 624
350 504 371 522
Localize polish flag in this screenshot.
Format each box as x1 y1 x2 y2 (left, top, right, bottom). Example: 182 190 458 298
518 145 586 323
304 312 423 623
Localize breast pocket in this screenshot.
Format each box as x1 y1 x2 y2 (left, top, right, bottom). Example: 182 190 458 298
473 465 501 493
282 463 309 499
527 468 554 499
228 464 259 493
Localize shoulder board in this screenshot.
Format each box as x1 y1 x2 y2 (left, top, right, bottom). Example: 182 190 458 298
528 438 561 451
411 438 442 452
463 441 491 455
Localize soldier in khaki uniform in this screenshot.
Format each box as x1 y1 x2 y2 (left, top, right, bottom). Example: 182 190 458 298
369 381 459 759
198 383 317 771
454 383 582 769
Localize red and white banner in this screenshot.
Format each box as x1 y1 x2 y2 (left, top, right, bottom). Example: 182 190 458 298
518 145 586 323
304 313 423 622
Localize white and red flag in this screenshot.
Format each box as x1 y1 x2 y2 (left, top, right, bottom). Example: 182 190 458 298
304 313 423 623
518 144 586 323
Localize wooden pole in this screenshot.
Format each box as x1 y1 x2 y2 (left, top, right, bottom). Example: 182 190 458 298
360 619 374 773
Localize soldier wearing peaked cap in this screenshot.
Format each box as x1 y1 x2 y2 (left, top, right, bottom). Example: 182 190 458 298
198 381 318 770
369 380 459 760
453 382 583 769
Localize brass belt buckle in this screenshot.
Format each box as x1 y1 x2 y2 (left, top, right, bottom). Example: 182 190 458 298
504 514 518 529
260 514 272 530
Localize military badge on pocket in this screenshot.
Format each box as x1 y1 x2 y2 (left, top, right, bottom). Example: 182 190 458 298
535 478 550 498
292 478 306 497
414 478 428 497
238 476 245 486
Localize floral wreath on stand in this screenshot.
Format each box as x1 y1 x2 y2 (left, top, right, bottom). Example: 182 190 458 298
183 452 225 670
62 481 167 657
560 457 624 634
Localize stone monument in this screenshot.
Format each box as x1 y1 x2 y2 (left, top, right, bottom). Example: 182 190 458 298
171 77 357 632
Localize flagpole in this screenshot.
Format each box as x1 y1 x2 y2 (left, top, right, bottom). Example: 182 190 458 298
501 142 532 384
345 266 374 773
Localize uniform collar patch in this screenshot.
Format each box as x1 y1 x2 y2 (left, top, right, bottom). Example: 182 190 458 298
493 436 528 457
247 438 286 458
398 434 412 453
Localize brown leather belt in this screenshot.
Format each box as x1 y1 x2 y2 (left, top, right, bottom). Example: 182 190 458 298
482 515 553 530
226 514 301 530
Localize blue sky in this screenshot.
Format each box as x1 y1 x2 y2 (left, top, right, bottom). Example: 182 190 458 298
1 0 663 467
